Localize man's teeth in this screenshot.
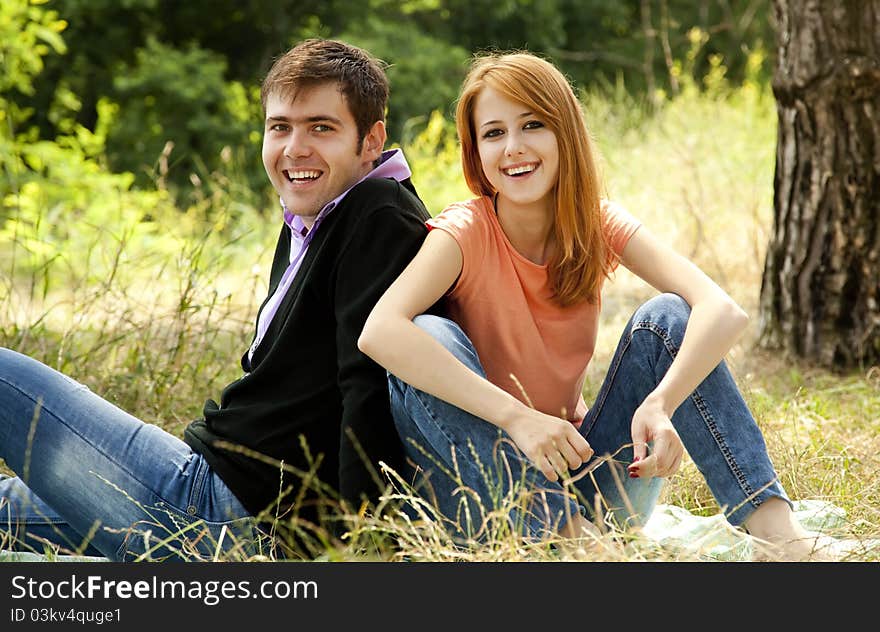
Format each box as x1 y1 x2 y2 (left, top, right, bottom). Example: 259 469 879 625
504 164 536 176
287 170 320 181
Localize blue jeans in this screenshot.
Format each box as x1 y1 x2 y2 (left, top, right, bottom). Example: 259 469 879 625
389 293 790 540
0 348 261 561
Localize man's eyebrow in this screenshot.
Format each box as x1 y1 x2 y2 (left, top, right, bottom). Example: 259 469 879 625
479 112 534 128
265 114 343 125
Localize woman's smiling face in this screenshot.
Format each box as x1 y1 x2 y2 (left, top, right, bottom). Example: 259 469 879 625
473 86 559 214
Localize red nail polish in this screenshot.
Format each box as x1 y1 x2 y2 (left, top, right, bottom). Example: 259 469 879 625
629 472 639 479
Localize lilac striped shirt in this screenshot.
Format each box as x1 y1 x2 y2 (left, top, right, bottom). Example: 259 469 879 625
247 149 413 365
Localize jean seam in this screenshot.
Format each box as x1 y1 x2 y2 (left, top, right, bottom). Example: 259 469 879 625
185 456 208 515
631 321 759 508
0 498 63 526
580 332 633 438
0 375 174 512
406 386 573 529
408 387 495 484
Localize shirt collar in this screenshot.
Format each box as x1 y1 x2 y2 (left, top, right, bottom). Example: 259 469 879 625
282 148 411 235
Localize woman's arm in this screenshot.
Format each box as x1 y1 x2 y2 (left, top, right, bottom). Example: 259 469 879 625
358 229 593 481
619 225 749 478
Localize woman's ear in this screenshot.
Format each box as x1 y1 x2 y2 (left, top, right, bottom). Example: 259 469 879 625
361 120 387 162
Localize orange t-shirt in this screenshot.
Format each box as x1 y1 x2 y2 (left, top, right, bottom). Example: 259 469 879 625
426 196 641 424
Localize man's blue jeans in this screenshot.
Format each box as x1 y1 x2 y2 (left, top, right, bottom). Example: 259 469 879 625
0 349 258 561
389 293 790 540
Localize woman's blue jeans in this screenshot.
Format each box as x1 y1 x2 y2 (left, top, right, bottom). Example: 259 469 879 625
389 293 790 540
0 348 259 561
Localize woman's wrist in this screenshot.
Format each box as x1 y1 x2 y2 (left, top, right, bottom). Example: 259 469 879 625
490 394 529 431
642 388 677 418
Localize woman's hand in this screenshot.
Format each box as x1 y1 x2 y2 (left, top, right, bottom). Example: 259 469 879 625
627 394 684 479
504 408 594 482
620 225 747 482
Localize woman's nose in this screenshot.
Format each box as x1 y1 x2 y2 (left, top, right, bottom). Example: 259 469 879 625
505 132 525 157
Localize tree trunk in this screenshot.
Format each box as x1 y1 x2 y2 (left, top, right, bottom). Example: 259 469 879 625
759 0 880 368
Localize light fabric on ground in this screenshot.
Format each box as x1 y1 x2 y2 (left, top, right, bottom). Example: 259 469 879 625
2 500 874 562
638 500 879 561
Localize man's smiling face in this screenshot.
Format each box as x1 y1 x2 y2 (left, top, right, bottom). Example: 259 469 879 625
262 82 381 228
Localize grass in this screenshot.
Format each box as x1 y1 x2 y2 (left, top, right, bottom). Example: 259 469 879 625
1 77 878 562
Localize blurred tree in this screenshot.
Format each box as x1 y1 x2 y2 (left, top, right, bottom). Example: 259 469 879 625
32 0 162 133
417 0 566 52
25 0 370 198
340 13 470 141
1 0 68 216
33 0 369 131
759 0 880 368
552 0 773 98
105 37 262 194
11 0 775 201
155 0 367 78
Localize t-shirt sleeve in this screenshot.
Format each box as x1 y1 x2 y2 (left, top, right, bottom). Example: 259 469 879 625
425 201 487 296
602 199 642 270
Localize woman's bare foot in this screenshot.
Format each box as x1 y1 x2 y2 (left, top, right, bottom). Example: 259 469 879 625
559 513 602 539
745 498 840 561
554 514 621 560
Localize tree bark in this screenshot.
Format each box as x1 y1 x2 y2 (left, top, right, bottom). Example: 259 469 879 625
759 0 880 368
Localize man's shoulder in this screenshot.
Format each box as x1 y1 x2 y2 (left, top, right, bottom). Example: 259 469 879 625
343 177 428 220
310 178 429 259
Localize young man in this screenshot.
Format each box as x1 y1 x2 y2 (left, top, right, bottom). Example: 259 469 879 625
0 39 432 560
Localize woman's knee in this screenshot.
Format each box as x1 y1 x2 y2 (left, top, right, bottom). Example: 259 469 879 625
0 347 23 371
412 314 466 344
411 315 483 373
631 293 691 342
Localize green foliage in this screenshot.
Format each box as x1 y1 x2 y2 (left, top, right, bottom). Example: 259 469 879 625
0 0 68 199
552 0 773 97
0 0 67 97
340 16 470 142
3 0 776 205
416 0 567 52
404 111 470 215
1 2 271 306
103 37 264 198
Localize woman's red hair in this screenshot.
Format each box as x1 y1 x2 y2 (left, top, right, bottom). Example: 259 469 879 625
455 52 613 306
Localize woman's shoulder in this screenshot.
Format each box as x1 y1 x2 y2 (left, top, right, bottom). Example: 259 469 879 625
600 198 640 226
428 196 494 234
599 198 642 258
600 197 627 215
433 196 492 219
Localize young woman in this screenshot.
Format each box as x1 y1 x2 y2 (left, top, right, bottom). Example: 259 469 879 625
358 52 825 560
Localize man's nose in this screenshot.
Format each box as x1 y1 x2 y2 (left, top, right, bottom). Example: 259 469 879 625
283 128 311 158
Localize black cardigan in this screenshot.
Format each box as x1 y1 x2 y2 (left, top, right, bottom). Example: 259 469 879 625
184 176 431 525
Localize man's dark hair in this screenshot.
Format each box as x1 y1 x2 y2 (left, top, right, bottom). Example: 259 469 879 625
261 39 389 149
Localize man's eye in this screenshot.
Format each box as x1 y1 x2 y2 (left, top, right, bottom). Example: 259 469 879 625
269 123 288 132
313 124 332 132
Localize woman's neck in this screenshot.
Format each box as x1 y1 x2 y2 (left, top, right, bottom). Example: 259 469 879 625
494 195 555 265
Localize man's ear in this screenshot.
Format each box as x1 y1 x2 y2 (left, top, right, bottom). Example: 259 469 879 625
361 120 386 163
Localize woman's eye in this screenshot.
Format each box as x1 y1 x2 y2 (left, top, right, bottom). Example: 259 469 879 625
524 120 544 130
482 128 503 139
